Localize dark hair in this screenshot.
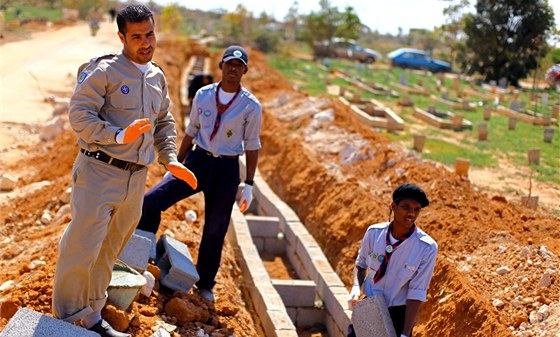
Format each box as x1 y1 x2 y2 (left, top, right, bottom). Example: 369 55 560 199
392 183 430 208
188 74 214 99
116 4 153 35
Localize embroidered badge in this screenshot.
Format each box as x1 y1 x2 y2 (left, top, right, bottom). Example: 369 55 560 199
370 252 378 260
77 71 87 84
204 110 211 117
378 255 385 262
233 50 242 58
121 85 130 94
226 129 233 138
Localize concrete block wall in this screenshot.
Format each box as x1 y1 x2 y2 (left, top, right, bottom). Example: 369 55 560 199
228 206 298 337
239 165 351 337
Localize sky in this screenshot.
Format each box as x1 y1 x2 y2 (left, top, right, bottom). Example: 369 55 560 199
145 0 560 37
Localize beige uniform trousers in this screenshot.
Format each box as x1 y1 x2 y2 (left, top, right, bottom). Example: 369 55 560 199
52 152 147 322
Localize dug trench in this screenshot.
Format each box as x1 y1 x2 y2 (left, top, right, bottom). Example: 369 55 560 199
0 38 558 337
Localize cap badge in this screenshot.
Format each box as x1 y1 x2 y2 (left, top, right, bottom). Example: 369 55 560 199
233 50 242 57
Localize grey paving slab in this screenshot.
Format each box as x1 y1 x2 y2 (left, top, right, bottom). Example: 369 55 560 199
0 308 100 337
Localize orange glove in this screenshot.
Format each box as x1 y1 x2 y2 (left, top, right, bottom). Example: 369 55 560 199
167 161 198 190
116 118 152 144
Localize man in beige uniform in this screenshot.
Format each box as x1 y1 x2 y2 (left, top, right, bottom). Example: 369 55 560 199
52 5 196 337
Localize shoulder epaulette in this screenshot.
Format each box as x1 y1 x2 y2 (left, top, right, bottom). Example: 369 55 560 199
151 61 165 74
94 53 117 63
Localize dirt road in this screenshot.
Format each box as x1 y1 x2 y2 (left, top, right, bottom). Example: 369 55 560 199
0 20 120 124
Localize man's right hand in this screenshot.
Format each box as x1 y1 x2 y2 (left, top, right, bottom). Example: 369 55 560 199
348 284 361 310
167 161 198 190
116 118 152 144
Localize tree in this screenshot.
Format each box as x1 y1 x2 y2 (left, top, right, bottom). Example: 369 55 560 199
160 4 184 33
440 0 470 70
301 0 361 56
463 0 555 86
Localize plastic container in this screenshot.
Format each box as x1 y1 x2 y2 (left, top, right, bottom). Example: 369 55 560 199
107 261 147 310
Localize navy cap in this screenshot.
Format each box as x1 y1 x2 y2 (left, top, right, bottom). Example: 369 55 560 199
392 183 430 208
222 45 248 65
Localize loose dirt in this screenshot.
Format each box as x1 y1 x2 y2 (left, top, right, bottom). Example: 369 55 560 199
1 22 559 337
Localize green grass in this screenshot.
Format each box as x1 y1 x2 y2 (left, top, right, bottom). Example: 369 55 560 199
5 7 62 22
266 52 560 184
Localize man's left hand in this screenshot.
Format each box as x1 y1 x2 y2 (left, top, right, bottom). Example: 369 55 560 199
237 184 253 213
167 161 198 190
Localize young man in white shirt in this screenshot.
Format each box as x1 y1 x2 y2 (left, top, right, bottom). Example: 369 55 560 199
348 183 438 337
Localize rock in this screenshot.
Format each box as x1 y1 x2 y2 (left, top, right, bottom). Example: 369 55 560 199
60 187 72 204
141 270 155 297
0 280 15 292
52 204 71 225
519 247 531 257
40 210 52 224
537 304 549 321
498 246 507 253
151 328 171 337
152 320 177 333
529 311 539 324
492 299 505 308
0 174 17 191
539 246 549 257
497 266 511 275
29 260 46 270
538 272 552 288
511 313 528 327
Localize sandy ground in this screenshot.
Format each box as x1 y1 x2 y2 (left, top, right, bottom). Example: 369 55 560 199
1 22 559 337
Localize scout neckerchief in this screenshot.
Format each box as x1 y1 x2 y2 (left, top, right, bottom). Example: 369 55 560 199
373 222 417 284
210 82 241 141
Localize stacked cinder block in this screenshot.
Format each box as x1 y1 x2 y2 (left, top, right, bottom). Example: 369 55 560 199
228 207 298 337
0 308 100 337
156 234 199 292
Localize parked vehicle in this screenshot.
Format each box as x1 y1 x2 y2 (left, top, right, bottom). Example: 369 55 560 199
387 48 451 73
313 38 381 64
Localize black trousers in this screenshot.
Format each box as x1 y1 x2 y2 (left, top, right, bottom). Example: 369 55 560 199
137 148 240 290
348 305 411 337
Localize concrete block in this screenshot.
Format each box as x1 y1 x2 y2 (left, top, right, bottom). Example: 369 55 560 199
352 294 396 337
133 229 156 261
253 237 265 252
246 215 280 238
264 237 286 255
0 307 99 337
118 233 151 272
272 279 316 307
295 307 326 328
156 235 199 292
321 289 352 333
325 311 346 337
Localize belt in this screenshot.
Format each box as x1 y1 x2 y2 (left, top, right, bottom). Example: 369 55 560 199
80 149 146 172
194 145 238 159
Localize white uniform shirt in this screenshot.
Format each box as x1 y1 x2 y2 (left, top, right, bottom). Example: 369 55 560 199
356 222 438 307
185 83 262 155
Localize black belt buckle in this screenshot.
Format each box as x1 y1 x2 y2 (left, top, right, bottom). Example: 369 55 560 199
81 149 144 172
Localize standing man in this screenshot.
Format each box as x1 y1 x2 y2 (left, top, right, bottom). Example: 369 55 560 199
52 5 197 337
348 183 438 337
136 45 262 302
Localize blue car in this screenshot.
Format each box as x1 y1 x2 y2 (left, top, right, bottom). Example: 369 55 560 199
387 48 451 73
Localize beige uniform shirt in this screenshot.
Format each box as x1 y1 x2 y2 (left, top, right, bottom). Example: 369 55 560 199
69 51 178 166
